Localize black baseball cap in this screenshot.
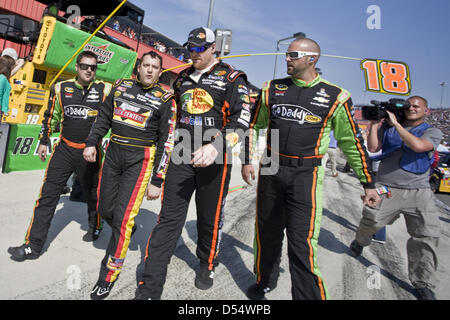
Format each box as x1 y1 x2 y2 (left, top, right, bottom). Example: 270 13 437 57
183 27 216 47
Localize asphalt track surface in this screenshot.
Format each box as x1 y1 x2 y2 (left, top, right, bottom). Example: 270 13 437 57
1 157 449 300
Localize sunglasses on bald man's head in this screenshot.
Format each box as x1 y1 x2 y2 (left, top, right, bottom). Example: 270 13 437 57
285 51 319 60
78 63 97 71
187 44 211 53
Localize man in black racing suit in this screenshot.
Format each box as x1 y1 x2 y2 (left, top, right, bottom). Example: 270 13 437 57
134 27 252 300
8 51 111 261
83 51 176 300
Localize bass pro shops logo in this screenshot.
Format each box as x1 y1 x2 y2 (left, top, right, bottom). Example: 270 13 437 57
84 42 114 64
181 88 214 114
271 104 322 125
64 105 98 119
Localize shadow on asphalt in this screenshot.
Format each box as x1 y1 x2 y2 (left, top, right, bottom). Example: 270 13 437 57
130 208 159 286
38 197 159 277
132 214 257 295
440 216 450 224
320 208 418 298
181 220 256 295
323 208 358 233
354 252 418 298
41 196 95 254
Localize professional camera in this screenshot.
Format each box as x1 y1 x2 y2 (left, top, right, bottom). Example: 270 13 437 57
361 98 411 122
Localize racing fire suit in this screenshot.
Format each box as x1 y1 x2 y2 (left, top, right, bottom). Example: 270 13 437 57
248 75 375 300
85 78 176 283
137 61 251 299
24 78 112 252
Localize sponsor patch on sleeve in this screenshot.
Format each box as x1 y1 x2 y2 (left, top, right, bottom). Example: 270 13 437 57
262 80 271 91
162 92 173 102
228 70 244 82
337 89 351 104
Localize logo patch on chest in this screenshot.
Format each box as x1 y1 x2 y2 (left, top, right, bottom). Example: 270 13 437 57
63 105 98 119
271 104 322 125
113 100 154 129
181 88 214 114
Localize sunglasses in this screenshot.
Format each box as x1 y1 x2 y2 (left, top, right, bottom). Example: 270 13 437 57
187 45 211 53
285 51 319 60
78 63 97 71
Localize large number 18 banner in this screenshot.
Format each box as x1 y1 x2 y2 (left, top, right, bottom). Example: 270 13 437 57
2 124 110 173
361 59 411 95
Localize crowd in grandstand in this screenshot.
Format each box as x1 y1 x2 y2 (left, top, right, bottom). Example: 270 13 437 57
111 19 186 61
426 108 449 142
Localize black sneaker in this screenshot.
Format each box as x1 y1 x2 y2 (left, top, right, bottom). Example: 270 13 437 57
82 228 101 242
349 240 364 257
416 287 437 300
90 279 115 300
8 244 40 261
246 283 276 300
195 264 215 290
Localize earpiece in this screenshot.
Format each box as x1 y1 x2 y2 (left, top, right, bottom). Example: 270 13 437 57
309 57 315 62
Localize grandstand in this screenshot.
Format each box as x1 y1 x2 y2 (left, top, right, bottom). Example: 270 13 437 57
0 0 188 85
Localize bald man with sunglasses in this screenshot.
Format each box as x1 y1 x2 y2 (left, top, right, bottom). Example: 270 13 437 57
242 38 379 300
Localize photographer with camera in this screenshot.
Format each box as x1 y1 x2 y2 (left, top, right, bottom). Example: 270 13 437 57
350 96 443 300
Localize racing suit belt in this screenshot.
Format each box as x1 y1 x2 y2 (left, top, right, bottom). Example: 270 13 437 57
110 134 155 148
61 136 86 149
265 146 323 167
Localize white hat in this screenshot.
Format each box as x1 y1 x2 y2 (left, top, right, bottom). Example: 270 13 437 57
1 48 18 60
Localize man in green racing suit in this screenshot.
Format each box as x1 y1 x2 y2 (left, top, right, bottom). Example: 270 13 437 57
241 38 379 300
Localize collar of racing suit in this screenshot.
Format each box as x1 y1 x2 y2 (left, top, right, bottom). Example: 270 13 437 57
135 76 159 90
74 77 95 90
185 59 223 77
291 74 321 88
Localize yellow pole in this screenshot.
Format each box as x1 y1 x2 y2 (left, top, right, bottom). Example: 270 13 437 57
48 0 129 87
162 52 285 74
321 54 362 61
162 52 363 74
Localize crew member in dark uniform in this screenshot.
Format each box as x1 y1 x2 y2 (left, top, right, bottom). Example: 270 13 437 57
8 51 111 261
135 27 252 300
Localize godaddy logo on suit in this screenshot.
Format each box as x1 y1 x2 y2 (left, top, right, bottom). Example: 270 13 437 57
271 104 322 125
64 105 98 119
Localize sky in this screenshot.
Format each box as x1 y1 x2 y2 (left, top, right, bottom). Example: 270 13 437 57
132 0 450 108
